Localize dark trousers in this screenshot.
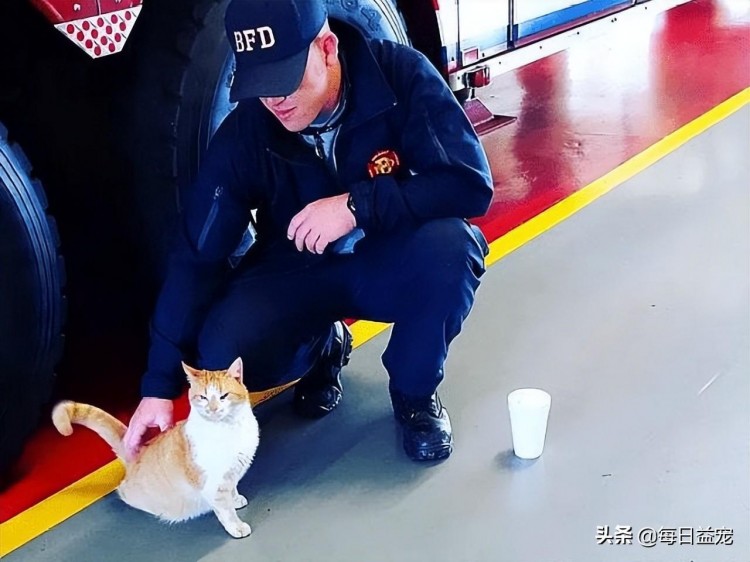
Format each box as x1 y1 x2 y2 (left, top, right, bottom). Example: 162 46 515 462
196 218 488 398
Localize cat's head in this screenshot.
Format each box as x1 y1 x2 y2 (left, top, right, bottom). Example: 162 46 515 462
182 358 250 421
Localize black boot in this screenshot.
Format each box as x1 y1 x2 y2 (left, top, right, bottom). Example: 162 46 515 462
391 389 453 461
293 322 353 419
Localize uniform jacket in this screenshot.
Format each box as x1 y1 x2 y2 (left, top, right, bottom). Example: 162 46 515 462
141 24 493 398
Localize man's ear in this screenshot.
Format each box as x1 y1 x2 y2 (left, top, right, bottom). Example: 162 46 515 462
320 31 339 67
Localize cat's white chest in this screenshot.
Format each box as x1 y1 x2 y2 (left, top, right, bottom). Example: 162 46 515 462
185 407 259 482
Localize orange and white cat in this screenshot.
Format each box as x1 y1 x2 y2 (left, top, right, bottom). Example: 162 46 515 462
52 357 260 538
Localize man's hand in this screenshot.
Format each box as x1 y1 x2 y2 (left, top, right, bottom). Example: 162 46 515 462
123 397 174 461
287 193 356 254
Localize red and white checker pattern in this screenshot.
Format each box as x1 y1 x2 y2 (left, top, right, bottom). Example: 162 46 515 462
54 6 142 58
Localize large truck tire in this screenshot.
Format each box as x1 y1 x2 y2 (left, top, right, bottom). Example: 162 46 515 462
0 123 65 478
120 0 409 287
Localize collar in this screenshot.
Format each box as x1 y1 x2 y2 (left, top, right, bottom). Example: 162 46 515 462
334 23 398 133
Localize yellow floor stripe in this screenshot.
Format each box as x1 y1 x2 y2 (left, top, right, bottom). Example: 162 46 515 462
0 461 125 556
350 319 391 347
1 87 747 557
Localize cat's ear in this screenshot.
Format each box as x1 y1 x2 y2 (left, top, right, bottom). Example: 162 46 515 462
182 361 201 382
227 357 243 381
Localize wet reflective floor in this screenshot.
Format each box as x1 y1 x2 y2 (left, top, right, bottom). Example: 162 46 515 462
476 0 749 242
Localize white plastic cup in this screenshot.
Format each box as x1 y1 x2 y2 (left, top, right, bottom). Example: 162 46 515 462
507 388 551 459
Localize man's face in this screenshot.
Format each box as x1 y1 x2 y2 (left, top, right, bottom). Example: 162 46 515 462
260 39 333 132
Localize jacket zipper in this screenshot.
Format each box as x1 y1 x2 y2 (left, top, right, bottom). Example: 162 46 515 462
313 132 325 160
197 185 223 251
333 100 395 179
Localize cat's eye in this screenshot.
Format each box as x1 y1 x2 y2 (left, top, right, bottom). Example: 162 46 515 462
220 393 230 400
198 395 208 401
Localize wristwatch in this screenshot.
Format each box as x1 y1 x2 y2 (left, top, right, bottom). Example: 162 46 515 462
346 192 357 218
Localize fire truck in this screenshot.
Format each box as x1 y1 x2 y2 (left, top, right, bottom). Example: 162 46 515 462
0 0 645 474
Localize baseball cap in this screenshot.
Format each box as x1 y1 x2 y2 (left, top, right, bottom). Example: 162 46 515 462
225 0 328 101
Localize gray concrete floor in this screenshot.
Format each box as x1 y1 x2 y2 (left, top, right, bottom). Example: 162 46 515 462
8 109 749 562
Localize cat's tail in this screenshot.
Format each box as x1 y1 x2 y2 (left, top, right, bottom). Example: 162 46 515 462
52 400 127 460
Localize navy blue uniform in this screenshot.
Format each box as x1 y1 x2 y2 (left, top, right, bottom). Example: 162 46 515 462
141 25 493 399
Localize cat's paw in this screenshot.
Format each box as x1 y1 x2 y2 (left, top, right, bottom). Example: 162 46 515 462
233 494 248 509
224 520 252 539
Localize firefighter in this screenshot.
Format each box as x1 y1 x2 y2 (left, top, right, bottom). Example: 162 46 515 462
124 0 492 462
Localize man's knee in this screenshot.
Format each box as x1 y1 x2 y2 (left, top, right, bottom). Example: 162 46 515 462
196 308 332 389
408 219 487 297
196 296 278 369
196 317 248 372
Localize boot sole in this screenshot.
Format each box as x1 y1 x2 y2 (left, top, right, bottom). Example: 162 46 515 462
292 390 342 419
404 440 454 462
